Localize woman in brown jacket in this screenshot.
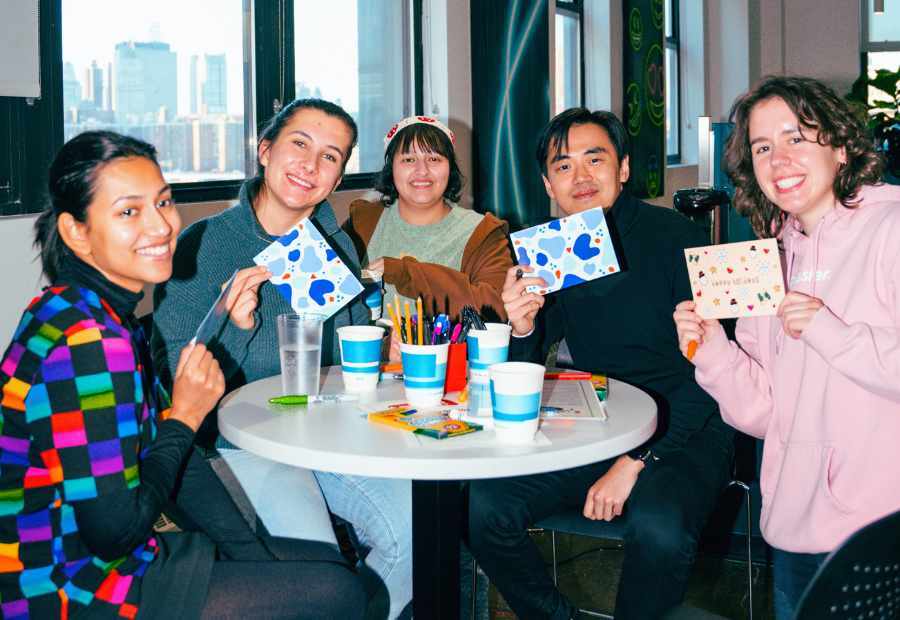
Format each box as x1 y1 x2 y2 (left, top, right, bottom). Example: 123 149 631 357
343 116 513 328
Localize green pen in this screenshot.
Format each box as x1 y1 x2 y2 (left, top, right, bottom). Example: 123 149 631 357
268 394 359 405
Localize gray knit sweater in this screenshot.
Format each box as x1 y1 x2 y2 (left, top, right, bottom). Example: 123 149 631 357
151 182 369 414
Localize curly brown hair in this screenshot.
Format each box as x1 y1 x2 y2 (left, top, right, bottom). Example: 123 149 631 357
724 75 883 238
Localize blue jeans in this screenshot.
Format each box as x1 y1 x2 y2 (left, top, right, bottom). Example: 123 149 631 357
773 547 829 620
315 472 413 620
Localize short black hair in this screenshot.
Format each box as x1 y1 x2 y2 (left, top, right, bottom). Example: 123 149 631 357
34 131 159 282
256 97 358 177
375 122 464 205
535 108 630 175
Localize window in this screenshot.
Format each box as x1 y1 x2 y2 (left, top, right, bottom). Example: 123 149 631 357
62 1 248 185
1 0 422 214
554 1 583 114
294 0 417 175
665 0 681 164
863 0 900 106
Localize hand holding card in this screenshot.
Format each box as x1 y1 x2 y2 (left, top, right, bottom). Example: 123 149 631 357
253 218 364 320
684 238 785 319
510 206 620 294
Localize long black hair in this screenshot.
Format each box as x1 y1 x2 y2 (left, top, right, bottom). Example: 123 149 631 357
34 131 159 281
249 98 359 200
375 122 464 205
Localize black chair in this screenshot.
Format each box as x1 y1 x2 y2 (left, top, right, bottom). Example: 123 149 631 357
793 508 900 620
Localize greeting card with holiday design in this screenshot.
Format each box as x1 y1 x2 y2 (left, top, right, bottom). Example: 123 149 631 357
684 238 785 319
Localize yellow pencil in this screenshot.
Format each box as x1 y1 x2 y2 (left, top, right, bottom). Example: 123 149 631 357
416 297 424 345
394 295 402 336
386 303 402 342
404 301 413 345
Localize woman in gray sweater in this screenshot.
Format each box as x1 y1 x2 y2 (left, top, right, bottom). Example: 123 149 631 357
152 99 412 619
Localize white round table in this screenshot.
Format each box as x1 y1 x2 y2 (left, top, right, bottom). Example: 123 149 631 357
218 366 657 619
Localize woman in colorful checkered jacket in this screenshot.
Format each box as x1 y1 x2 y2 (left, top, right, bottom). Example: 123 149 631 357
0 131 365 619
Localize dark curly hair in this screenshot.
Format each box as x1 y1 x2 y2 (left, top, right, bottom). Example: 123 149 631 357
724 75 883 238
375 123 464 205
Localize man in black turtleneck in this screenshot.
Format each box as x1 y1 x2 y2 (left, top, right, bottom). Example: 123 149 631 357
467 109 734 620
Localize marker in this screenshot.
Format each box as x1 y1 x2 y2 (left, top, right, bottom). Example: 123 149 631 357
686 340 698 361
268 394 359 405
515 268 524 281
449 323 462 344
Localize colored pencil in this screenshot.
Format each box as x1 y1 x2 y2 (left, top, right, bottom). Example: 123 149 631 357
386 303 402 341
416 297 424 345
404 301 413 345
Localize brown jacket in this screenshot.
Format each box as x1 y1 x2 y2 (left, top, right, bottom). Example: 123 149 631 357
343 199 514 321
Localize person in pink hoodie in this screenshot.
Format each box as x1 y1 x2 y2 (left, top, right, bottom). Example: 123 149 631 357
673 75 900 619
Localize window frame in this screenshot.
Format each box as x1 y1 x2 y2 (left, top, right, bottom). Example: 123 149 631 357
555 0 585 111
665 0 682 165
0 0 423 215
859 0 900 83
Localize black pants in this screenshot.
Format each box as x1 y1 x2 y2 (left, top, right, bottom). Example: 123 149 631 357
468 430 732 620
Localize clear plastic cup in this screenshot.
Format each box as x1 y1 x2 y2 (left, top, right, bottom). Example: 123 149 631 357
277 313 325 396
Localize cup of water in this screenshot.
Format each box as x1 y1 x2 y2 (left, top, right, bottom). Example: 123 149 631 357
337 325 385 393
277 313 325 396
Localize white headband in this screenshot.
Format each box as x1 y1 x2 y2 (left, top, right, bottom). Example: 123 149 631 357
384 116 456 150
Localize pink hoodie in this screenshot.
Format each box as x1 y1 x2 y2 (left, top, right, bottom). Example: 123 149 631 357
692 183 900 553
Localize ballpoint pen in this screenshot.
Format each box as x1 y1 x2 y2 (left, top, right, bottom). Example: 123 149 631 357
268 394 360 405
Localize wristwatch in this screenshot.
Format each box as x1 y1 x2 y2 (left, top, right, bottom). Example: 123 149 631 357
627 447 659 465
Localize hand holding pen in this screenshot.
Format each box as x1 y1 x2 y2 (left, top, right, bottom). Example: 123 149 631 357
501 265 547 336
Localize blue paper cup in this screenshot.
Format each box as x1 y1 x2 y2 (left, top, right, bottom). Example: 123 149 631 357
337 326 385 393
360 269 383 322
400 342 450 407
466 323 512 417
489 362 545 443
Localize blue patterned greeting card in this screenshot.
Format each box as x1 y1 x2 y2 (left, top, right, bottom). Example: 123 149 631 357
253 219 363 319
510 207 620 294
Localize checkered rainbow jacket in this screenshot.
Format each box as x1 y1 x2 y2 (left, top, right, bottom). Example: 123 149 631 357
0 284 161 619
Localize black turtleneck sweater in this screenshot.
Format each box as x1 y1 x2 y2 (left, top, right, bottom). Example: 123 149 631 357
511 191 734 458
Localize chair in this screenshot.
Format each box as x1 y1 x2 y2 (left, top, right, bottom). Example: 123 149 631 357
792 508 900 620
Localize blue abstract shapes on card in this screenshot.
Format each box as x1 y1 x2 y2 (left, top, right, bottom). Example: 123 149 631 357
267 257 286 277
278 229 299 246
516 247 531 265
538 236 566 259
325 249 337 261
287 249 301 262
562 273 587 288
548 220 562 231
515 225 539 238
309 279 336 306
580 208 606 230
276 283 294 302
301 247 324 272
535 252 548 266
339 276 362 296
538 269 556 287
572 233 600 260
583 262 596 275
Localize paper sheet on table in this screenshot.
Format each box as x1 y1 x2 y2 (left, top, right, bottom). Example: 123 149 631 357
540 379 607 420
413 429 552 449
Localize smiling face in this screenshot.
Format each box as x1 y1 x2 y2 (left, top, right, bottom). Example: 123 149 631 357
748 96 846 232
64 157 180 292
258 107 354 218
542 122 630 215
392 140 451 213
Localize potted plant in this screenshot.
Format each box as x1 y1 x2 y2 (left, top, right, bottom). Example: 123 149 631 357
846 66 900 180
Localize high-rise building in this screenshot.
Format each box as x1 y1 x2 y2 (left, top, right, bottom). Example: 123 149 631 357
62 62 81 113
114 41 178 123
106 62 113 112
190 55 200 115
202 54 227 115
89 61 104 110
